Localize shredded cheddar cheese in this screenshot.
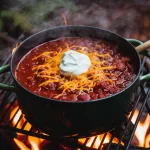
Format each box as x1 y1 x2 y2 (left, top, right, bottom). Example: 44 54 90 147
32 44 116 98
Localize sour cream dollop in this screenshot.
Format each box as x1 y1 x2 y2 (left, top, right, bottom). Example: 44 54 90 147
59 50 91 77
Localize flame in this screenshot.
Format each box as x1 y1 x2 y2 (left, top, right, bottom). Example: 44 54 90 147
14 135 44 150
12 43 19 54
14 138 30 150
86 137 95 147
28 136 41 150
79 133 124 149
131 109 150 147
79 109 150 149
14 136 43 150
130 109 139 124
93 136 101 148
10 104 42 150
61 13 68 25
145 134 150 148
10 106 20 126
10 101 149 149
24 122 32 131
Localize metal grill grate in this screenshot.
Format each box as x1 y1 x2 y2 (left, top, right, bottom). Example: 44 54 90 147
0 54 150 150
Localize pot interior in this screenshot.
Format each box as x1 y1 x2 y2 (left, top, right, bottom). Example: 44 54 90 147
11 25 140 84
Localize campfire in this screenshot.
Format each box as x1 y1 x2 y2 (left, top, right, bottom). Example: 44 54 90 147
0 43 149 149
1 96 149 150
0 2 150 149
78 109 150 149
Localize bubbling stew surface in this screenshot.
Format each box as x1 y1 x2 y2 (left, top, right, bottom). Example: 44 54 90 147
15 37 136 101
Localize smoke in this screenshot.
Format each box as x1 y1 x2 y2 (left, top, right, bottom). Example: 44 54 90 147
31 1 150 41
1 0 150 41
67 2 150 41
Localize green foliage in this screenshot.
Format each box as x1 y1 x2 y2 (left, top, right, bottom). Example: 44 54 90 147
1 11 32 31
0 18 4 31
0 0 76 32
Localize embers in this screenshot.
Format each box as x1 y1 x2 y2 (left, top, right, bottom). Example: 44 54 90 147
0 95 149 150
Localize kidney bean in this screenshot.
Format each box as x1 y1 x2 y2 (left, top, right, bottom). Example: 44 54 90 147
78 93 90 101
109 87 117 94
122 57 130 62
37 56 46 64
89 93 98 100
123 81 131 87
45 83 57 90
117 84 124 88
97 82 109 90
109 86 120 94
98 94 105 99
124 74 132 80
94 89 103 94
116 62 126 71
61 95 70 101
69 94 78 101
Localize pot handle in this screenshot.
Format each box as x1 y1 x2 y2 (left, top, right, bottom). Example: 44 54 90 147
127 39 150 58
0 64 16 91
127 39 150 81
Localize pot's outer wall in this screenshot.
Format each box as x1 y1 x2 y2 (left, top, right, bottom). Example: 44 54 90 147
11 26 141 138
15 79 139 138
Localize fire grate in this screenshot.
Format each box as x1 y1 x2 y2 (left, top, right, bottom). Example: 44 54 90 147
0 54 150 150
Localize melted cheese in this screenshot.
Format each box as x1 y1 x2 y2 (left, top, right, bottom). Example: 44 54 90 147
32 44 116 97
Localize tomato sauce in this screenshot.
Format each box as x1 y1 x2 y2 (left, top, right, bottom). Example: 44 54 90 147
15 37 136 101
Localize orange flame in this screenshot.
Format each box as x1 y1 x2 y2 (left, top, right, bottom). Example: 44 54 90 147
28 136 41 150
79 133 124 149
145 134 150 148
12 43 19 54
79 109 150 149
14 135 44 150
61 13 68 25
10 104 42 150
10 102 150 149
131 109 150 147
10 106 20 125
14 136 43 150
14 138 30 150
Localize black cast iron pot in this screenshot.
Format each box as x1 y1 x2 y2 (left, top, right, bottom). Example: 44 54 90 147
0 26 150 139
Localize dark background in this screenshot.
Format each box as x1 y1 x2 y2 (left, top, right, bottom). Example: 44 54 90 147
0 0 150 39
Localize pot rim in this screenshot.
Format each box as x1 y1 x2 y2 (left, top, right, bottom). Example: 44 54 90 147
10 25 141 103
